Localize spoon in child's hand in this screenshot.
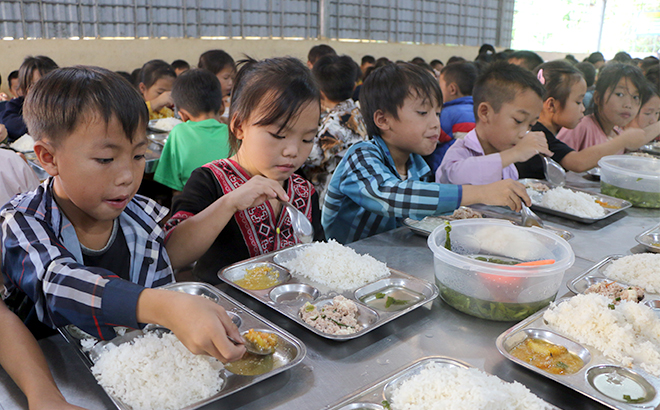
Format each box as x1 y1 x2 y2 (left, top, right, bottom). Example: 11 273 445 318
279 200 314 243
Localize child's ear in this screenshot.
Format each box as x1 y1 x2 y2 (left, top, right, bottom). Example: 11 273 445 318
177 108 192 122
138 82 148 97
545 97 557 113
373 109 390 132
33 140 59 177
230 114 244 140
476 102 492 123
448 83 459 96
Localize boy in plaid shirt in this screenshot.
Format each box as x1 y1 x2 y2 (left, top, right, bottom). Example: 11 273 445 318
0 66 244 362
322 63 530 244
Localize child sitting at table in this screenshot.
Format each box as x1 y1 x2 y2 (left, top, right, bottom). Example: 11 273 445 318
154 69 230 193
0 56 58 142
425 61 479 173
516 61 656 179
302 54 368 203
164 57 325 283
1 66 244 362
198 49 236 120
321 63 530 244
436 62 551 185
138 59 176 120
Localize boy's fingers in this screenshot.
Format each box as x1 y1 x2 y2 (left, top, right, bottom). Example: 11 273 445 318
212 331 246 363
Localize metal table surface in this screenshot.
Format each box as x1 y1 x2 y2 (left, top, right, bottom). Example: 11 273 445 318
1 171 659 410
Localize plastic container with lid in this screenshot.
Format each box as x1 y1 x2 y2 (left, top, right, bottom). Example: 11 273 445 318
427 219 574 321
599 155 660 208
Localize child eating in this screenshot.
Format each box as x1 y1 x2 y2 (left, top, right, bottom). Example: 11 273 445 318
164 57 325 283
322 62 530 244
437 62 551 185
1 66 244 362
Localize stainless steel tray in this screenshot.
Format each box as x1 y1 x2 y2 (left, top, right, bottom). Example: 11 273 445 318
58 282 306 410
635 223 660 253
402 206 574 241
639 143 660 156
147 133 168 146
327 356 560 410
218 244 438 341
497 298 660 410
567 255 660 311
520 178 632 224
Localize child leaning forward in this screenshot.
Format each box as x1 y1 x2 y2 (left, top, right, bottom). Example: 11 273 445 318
0 66 244 362
164 57 325 284
322 62 530 244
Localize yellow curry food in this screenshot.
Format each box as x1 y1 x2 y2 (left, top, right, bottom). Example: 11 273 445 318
510 338 583 375
235 265 280 290
244 329 278 351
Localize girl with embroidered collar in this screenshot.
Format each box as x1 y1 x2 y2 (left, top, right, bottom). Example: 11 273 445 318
164 57 324 284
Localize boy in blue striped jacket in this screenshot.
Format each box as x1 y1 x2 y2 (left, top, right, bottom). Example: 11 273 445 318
322 62 530 244
0 66 244 362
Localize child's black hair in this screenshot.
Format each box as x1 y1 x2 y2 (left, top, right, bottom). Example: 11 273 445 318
446 56 466 65
172 69 223 117
575 62 597 88
18 55 58 95
641 57 659 75
430 59 444 68
535 60 585 108
228 57 320 154
361 55 375 65
8 70 18 84
593 63 647 125
307 44 336 66
360 62 443 137
313 54 359 103
472 61 545 120
171 59 191 71
139 59 176 89
508 50 544 71
586 52 605 65
198 50 235 75
24 66 148 145
646 66 659 92
440 62 478 96
612 51 632 64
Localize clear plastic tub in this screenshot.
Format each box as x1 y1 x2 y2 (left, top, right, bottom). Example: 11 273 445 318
599 155 660 208
427 219 574 321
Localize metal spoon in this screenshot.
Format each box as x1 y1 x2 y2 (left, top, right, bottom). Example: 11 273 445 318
280 200 314 243
520 203 544 228
542 156 566 186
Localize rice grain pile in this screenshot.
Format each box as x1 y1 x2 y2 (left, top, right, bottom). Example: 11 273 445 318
389 363 552 410
544 293 660 376
91 332 224 410
538 187 605 218
153 117 182 132
604 253 660 293
282 240 389 290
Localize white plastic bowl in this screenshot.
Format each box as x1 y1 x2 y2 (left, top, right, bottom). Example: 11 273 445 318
427 219 574 321
599 155 660 208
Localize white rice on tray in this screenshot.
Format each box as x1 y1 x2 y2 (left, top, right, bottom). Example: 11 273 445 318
389 363 552 410
544 293 660 376
153 117 182 132
533 187 606 218
91 332 224 410
282 240 390 290
604 253 660 293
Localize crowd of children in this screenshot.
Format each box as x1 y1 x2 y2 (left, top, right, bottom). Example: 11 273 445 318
0 42 659 408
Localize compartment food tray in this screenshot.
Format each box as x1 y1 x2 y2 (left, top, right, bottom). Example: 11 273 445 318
635 224 660 253
497 298 660 410
568 254 660 311
218 244 438 341
327 356 560 410
402 206 573 241
58 282 306 410
519 178 632 223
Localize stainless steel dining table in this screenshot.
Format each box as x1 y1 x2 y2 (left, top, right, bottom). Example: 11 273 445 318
1 171 659 410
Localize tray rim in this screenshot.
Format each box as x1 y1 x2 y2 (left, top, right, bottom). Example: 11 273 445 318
566 255 625 295
326 355 561 410
639 143 660 156
635 223 660 253
519 178 632 224
496 297 660 410
58 281 307 410
217 243 439 341
402 212 574 241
